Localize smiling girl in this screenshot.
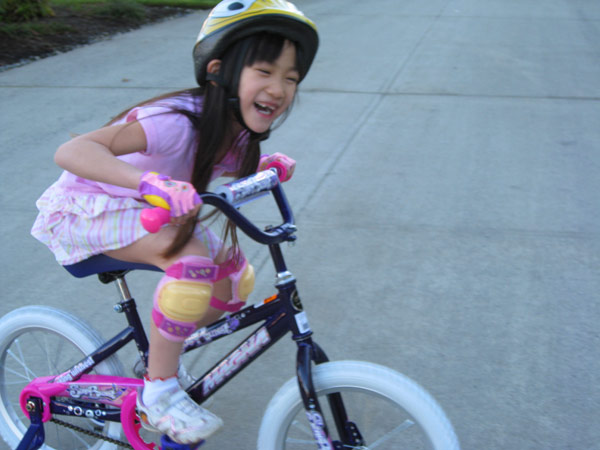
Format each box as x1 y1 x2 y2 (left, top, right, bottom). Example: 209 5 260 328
30 0 318 444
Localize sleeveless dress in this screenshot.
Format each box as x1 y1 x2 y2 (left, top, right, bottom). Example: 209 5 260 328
31 94 249 265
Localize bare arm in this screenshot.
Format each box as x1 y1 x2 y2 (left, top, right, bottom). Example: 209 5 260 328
54 121 148 190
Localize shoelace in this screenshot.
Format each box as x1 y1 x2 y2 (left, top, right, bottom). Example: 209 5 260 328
166 390 211 421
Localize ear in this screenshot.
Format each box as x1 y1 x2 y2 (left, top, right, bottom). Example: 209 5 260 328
206 59 222 86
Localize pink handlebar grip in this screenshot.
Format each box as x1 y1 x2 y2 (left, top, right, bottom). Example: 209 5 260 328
140 207 170 233
266 160 287 182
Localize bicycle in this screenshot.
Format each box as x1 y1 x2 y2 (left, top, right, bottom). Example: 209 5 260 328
0 169 460 449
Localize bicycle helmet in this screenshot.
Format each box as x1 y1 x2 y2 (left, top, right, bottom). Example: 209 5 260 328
193 0 319 86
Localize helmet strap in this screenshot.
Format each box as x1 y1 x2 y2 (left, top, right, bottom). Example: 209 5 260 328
205 41 270 141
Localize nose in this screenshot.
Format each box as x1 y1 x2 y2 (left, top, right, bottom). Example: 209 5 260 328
266 77 285 100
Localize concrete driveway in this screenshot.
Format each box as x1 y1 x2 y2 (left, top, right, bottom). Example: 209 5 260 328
1 0 599 448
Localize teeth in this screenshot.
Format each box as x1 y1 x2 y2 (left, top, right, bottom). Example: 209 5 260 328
255 102 274 114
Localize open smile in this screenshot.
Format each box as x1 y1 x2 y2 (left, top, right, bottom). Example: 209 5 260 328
254 102 277 117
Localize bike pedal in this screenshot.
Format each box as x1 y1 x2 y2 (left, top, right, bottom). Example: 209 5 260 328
160 434 205 449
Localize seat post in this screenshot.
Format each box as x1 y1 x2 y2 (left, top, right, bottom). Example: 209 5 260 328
114 274 132 301
110 273 151 368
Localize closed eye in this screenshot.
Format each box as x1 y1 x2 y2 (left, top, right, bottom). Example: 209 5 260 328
287 70 300 84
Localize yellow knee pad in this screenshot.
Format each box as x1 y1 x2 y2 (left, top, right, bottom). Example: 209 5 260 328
209 256 255 313
234 261 255 302
152 255 218 341
157 280 213 322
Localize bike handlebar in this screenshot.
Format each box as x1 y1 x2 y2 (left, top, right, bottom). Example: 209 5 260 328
140 168 296 245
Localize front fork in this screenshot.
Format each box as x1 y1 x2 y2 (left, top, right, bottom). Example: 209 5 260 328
296 339 364 449
16 398 44 450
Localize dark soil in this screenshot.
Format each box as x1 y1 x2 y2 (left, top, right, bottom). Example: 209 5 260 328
0 5 191 70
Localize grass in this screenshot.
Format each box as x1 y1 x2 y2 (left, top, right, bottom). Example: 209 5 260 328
48 0 220 23
0 20 76 36
0 0 220 36
50 0 219 9
0 0 219 23
0 0 219 66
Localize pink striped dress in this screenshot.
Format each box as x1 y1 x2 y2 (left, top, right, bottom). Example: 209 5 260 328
31 94 248 265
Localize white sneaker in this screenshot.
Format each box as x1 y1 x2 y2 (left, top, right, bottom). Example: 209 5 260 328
136 386 223 444
177 362 196 391
132 359 196 390
178 362 215 407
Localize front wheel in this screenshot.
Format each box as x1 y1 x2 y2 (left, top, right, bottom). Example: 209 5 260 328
258 361 459 449
0 306 124 450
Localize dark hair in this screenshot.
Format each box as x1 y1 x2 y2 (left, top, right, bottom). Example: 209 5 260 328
112 32 303 259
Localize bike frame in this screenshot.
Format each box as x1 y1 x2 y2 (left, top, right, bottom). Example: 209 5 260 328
17 172 362 450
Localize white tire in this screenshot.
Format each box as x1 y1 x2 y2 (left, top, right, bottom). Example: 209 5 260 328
0 306 124 449
258 360 460 449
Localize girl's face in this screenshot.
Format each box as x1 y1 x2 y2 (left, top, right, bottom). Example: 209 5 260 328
237 40 300 134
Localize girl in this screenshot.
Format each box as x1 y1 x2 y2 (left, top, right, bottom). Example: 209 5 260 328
30 0 318 444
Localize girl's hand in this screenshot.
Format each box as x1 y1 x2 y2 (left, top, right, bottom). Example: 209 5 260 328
258 152 296 182
138 171 202 217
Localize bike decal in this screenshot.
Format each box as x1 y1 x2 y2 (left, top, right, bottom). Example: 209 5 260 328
295 311 311 334
55 356 95 382
187 316 240 347
67 384 128 402
202 327 271 396
306 410 334 450
213 170 278 206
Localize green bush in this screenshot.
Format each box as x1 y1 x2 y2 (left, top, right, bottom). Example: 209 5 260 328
91 0 146 22
0 0 54 22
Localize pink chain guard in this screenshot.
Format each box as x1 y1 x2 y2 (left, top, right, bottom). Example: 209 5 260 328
19 375 142 423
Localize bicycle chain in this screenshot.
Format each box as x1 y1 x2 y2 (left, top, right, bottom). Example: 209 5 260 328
51 417 133 449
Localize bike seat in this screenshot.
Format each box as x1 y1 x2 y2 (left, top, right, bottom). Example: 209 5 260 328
63 254 162 278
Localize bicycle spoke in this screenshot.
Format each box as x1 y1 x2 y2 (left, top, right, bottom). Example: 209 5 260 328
71 426 96 448
31 332 55 373
5 346 37 380
284 419 314 446
285 437 318 445
334 421 416 449
48 420 89 449
46 334 63 373
0 311 126 450
1 358 30 381
262 363 454 450
368 419 415 448
289 419 313 437
2 378 34 386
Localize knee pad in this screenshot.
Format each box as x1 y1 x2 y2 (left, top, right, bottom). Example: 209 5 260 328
231 259 255 303
152 255 218 342
209 252 255 313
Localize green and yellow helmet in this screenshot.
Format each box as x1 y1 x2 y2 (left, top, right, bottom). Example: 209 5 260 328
193 0 319 86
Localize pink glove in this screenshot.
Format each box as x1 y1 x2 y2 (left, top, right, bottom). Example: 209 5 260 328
258 152 296 182
138 171 201 217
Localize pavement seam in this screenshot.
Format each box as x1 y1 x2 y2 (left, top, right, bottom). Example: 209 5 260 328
250 2 453 275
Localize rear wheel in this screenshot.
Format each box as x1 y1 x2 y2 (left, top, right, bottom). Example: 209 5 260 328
0 306 124 449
